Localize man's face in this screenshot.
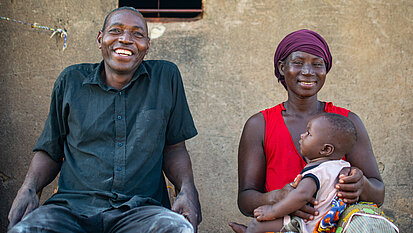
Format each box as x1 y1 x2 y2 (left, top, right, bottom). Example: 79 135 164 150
97 10 150 75
299 116 330 160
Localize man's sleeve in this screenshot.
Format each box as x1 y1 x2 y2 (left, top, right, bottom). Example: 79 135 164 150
33 74 67 163
165 65 198 145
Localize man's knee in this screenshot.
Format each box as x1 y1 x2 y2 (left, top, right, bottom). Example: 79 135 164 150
119 206 193 233
8 205 84 233
150 209 193 232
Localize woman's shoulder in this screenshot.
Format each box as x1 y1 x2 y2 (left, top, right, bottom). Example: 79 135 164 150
245 112 265 130
260 103 284 118
324 102 350 117
323 102 364 125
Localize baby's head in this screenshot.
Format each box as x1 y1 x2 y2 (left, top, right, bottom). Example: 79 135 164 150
299 113 357 162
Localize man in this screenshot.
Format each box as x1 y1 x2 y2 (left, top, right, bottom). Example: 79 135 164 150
8 7 201 233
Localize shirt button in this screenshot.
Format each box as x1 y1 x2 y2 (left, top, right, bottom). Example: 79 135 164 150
117 166 122 171
117 115 122 120
117 142 123 147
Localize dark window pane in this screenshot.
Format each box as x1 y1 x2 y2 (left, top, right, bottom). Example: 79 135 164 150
119 0 203 19
119 0 158 9
160 0 202 9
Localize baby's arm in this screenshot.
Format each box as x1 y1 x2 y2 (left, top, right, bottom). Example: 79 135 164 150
254 177 318 221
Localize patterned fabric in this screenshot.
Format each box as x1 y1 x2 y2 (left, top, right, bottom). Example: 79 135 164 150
336 202 399 233
314 197 347 232
284 216 304 232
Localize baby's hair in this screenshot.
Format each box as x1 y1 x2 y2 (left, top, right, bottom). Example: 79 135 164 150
318 113 357 154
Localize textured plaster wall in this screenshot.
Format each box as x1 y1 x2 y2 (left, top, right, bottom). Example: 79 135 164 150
0 0 412 232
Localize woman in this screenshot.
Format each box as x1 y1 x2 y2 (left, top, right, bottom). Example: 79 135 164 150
229 29 384 232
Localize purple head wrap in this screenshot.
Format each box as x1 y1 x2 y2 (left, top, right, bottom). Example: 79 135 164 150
274 29 332 89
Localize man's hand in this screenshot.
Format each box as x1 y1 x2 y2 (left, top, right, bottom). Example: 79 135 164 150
171 186 202 233
163 142 201 232
8 185 39 230
336 167 364 204
7 151 61 230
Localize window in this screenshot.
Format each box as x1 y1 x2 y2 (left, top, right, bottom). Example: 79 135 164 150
119 0 203 22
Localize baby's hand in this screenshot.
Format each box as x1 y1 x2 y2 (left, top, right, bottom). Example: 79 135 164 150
253 205 276 221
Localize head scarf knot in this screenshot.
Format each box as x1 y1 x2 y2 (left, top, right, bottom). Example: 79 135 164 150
274 29 332 89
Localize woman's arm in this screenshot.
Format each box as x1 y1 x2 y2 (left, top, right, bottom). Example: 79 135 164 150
238 113 276 216
337 112 385 206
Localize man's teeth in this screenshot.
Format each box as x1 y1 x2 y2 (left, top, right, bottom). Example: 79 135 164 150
300 81 315 85
115 49 132 56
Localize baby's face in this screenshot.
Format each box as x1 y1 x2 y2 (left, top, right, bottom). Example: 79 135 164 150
299 116 330 160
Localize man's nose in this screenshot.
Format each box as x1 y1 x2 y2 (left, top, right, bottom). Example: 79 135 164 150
119 32 133 44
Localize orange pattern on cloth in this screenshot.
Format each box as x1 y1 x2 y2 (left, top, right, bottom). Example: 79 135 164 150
313 197 347 233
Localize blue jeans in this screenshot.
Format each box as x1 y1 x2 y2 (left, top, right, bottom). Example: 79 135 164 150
9 204 193 233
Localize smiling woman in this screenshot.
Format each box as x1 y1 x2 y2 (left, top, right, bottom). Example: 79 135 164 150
229 29 385 233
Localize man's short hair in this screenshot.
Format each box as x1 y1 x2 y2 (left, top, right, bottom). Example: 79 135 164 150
101 6 148 35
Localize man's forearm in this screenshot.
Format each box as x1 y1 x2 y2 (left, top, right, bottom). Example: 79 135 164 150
22 151 61 192
162 142 195 191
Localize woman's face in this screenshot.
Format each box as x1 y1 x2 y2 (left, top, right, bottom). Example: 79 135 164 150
279 51 327 97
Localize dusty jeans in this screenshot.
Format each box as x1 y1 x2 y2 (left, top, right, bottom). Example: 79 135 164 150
8 204 193 233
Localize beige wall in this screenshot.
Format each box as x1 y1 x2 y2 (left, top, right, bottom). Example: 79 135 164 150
1 0 412 232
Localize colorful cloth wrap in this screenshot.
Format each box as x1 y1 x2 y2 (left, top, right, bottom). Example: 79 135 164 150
335 202 399 233
314 197 347 233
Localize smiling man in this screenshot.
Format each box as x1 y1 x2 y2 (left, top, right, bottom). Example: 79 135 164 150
8 7 201 233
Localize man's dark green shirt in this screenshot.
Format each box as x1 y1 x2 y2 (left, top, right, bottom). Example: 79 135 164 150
33 60 197 216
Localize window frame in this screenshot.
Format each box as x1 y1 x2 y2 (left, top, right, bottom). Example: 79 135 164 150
119 0 204 22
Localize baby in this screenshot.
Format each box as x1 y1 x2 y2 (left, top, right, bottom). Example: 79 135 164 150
249 113 357 233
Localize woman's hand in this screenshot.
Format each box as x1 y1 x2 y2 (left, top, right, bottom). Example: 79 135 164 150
335 167 365 204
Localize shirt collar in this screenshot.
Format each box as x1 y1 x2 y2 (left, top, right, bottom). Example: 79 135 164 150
83 60 150 91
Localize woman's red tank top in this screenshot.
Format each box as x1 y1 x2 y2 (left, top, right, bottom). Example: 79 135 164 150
261 102 350 192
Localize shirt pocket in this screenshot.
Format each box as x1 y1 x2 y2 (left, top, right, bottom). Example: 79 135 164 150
134 109 167 153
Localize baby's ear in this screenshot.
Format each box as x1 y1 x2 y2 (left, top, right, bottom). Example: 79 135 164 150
320 144 334 156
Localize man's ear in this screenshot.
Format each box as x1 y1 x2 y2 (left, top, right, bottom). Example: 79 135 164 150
97 31 103 49
145 39 151 55
320 143 334 156
277 60 285 76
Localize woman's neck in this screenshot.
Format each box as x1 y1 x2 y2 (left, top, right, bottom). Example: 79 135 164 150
284 94 323 116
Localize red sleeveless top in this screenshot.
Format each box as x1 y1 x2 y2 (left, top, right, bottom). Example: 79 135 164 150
261 102 350 192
